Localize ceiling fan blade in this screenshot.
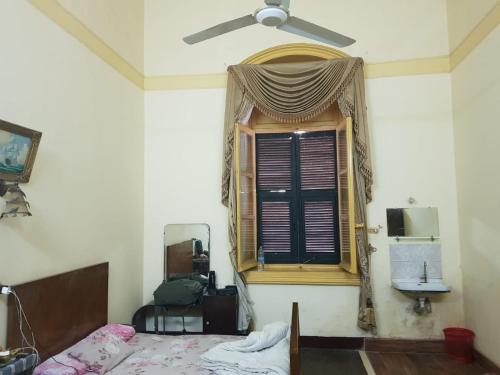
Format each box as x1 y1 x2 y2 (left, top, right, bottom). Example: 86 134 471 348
183 14 257 44
277 16 355 47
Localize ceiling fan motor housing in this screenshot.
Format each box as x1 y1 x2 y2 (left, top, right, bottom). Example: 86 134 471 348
255 7 288 27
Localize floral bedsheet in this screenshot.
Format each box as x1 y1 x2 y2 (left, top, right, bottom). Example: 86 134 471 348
107 334 240 375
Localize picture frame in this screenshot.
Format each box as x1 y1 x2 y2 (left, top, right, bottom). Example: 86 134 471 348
0 119 42 183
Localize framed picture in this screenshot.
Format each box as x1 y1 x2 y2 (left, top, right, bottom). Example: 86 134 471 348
0 119 42 183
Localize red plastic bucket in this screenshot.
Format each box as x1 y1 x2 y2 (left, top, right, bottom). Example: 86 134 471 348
443 328 475 363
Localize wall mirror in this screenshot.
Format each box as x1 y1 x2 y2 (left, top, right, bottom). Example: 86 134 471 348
164 223 210 280
386 207 439 238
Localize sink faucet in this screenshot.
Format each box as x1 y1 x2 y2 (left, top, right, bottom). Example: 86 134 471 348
422 261 428 283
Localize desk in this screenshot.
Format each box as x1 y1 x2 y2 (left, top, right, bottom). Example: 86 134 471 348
132 291 239 335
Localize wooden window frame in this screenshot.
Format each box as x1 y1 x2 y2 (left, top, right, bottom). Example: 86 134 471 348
337 117 358 274
235 124 258 272
236 108 360 286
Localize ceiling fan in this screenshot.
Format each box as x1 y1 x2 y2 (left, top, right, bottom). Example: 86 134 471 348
183 0 355 48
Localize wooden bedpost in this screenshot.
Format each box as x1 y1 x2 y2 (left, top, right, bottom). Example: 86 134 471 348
290 302 300 375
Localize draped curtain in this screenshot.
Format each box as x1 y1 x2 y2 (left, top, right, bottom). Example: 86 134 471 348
222 57 376 332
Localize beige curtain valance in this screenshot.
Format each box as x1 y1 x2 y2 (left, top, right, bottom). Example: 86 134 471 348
222 57 373 207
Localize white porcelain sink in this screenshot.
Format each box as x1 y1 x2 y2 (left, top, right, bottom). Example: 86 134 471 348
392 279 450 293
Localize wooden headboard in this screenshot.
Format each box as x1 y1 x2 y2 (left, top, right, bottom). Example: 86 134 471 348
7 263 109 361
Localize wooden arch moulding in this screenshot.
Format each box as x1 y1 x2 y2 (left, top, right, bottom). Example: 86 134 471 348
240 43 350 64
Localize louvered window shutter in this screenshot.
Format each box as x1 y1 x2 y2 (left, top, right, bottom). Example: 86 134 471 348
299 136 336 190
261 201 292 253
299 135 338 256
303 201 336 253
256 136 294 258
257 137 292 191
337 118 358 273
236 124 258 272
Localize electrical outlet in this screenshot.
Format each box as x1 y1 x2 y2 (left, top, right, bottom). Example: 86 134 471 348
1 286 11 295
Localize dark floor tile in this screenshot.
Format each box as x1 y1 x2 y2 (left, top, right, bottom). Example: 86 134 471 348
366 351 498 375
301 348 368 375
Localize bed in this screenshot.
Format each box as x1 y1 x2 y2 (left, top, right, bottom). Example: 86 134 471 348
7 263 300 375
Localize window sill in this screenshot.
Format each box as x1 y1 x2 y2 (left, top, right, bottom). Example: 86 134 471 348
245 264 360 286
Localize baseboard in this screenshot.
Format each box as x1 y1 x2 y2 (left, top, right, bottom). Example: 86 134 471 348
300 336 364 350
474 350 500 373
364 338 446 353
300 336 446 353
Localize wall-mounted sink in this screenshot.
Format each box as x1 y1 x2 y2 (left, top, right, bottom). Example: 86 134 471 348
392 279 450 293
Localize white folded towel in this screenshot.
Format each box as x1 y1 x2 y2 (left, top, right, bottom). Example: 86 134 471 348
221 322 290 353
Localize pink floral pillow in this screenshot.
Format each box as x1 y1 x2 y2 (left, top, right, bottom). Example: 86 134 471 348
97 324 135 342
68 332 133 375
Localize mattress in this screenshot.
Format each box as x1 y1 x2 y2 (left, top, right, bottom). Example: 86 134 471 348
34 322 291 375
34 328 240 375
107 334 240 375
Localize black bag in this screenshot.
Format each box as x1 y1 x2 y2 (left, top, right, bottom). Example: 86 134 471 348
153 279 204 306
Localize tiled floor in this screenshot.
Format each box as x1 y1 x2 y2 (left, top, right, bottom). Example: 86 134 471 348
366 352 499 375
301 348 368 375
300 348 500 375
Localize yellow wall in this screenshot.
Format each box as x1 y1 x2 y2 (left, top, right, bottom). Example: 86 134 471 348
143 74 465 338
450 24 500 366
0 0 144 347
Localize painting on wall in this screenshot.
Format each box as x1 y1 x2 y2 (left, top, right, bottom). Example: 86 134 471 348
0 119 42 183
